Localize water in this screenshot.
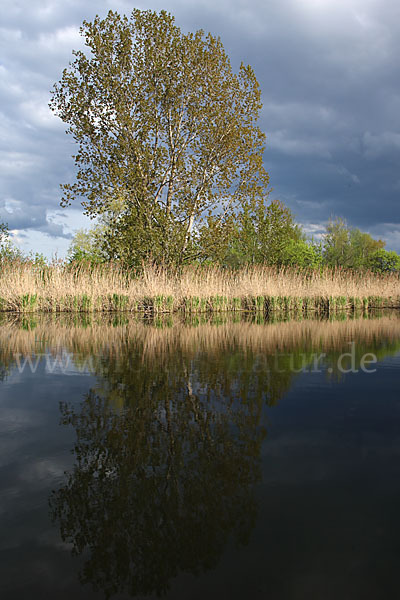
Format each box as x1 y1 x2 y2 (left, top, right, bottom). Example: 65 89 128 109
1 312 400 599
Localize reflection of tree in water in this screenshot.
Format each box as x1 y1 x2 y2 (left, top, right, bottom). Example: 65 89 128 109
49 320 400 598
50 344 274 598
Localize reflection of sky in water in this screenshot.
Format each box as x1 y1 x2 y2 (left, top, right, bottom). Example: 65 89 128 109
0 316 400 599
0 367 98 598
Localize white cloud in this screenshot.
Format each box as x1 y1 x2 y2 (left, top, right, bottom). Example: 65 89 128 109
38 25 82 54
19 96 60 129
267 130 332 158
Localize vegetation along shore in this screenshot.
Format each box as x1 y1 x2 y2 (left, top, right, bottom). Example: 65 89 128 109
2 10 400 314
0 261 399 314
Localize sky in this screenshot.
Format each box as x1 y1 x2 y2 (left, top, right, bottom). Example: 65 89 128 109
1 0 400 258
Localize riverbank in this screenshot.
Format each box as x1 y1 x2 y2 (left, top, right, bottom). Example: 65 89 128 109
1 261 399 313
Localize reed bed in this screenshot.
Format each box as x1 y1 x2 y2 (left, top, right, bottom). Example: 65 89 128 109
1 260 400 313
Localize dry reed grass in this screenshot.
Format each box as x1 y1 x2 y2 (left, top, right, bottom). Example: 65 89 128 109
1 261 400 312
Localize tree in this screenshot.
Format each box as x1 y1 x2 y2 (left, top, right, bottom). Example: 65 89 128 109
0 221 23 262
67 228 104 264
323 217 385 269
348 228 385 269
67 198 124 264
323 217 352 267
280 238 322 268
223 198 301 267
367 248 400 273
50 9 269 266
0 222 9 249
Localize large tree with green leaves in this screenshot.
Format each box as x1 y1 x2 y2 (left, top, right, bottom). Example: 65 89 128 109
50 9 269 266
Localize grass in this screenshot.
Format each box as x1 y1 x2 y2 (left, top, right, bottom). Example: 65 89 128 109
1 260 400 313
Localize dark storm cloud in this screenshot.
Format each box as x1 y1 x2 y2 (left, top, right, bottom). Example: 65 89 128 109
1 0 400 255
184 0 400 244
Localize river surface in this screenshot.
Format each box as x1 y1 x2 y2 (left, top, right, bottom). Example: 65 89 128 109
1 312 400 600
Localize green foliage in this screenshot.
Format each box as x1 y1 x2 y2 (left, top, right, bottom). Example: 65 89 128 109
28 252 48 268
50 9 269 267
323 217 352 267
1 222 48 266
349 228 385 269
0 222 23 262
68 228 105 264
223 198 301 267
280 238 322 268
47 6 400 273
0 222 9 247
367 248 400 273
323 217 386 269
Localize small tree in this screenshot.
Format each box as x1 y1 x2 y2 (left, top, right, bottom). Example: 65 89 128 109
323 217 352 267
0 222 9 249
68 228 104 264
322 217 385 269
224 198 301 267
50 9 269 266
349 228 385 269
367 248 400 273
0 222 23 262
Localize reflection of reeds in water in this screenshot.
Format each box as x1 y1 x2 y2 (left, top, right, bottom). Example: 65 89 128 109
1 262 400 312
1 312 400 361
